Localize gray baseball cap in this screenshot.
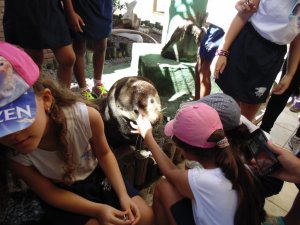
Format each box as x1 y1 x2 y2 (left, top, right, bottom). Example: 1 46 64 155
181 93 241 131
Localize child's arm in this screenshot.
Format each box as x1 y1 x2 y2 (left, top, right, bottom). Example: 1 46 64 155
8 160 131 224
131 115 195 200
272 33 300 95
235 0 257 13
62 0 85 32
211 0 260 78
88 107 140 224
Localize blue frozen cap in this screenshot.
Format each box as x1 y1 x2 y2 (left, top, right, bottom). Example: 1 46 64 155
0 42 39 138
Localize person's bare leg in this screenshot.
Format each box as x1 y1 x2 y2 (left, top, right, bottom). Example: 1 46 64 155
240 102 261 121
131 195 154 225
194 59 201 100
52 44 76 88
199 60 212 98
85 219 99 225
24 49 44 69
194 58 212 100
284 191 300 225
153 178 186 225
93 38 107 81
73 40 88 88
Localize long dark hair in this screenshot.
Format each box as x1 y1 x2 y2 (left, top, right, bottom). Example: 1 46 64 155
172 129 266 225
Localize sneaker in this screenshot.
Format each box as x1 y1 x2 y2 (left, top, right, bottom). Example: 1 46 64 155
288 134 300 155
287 95 295 106
81 88 95 100
290 100 300 112
262 216 285 225
92 82 108 97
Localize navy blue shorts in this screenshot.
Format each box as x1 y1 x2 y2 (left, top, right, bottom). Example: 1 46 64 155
41 166 138 225
170 198 196 225
216 22 287 104
199 24 225 61
71 0 112 41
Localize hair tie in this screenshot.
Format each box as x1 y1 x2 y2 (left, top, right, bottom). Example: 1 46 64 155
217 137 230 148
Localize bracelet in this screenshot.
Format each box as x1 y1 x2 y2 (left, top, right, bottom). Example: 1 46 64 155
215 49 229 57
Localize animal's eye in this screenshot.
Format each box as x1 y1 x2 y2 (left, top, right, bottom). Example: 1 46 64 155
134 109 139 115
150 99 154 104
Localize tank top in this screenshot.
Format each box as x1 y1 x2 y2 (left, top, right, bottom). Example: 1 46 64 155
9 102 98 182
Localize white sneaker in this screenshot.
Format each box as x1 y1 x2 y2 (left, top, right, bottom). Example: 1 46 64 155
288 134 300 156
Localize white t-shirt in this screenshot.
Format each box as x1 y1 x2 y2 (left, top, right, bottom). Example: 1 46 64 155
250 0 300 44
9 102 98 182
188 167 238 225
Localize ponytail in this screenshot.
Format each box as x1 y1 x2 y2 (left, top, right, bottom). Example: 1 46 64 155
208 130 266 225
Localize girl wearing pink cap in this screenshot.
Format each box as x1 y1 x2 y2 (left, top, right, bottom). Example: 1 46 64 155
131 103 265 225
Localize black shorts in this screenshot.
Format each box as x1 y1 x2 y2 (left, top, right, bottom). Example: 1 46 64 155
3 0 72 49
216 23 287 104
170 198 196 225
41 166 138 225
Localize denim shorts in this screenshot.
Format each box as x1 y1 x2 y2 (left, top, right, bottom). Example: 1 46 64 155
199 24 225 61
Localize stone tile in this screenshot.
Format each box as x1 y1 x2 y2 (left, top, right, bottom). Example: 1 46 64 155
266 182 298 213
264 200 288 217
274 110 299 132
270 124 295 147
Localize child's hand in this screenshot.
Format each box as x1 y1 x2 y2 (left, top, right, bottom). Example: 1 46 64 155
272 75 293 95
211 55 227 79
67 12 85 33
130 114 152 139
119 195 141 225
95 204 132 225
235 0 257 13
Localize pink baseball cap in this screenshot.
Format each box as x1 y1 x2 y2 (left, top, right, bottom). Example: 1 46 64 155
0 42 39 138
164 102 223 148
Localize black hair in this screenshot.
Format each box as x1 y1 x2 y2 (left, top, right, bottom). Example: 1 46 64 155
225 123 253 162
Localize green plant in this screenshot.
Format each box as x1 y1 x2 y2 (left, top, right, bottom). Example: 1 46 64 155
112 0 125 13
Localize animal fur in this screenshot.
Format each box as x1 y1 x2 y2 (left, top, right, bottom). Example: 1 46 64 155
93 76 162 149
